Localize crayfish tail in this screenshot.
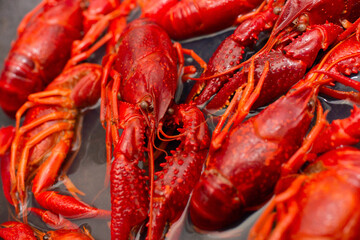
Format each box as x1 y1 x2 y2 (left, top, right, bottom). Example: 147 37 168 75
0 53 44 117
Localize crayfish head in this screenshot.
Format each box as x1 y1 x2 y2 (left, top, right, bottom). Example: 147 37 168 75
138 95 163 126
138 90 175 126
273 0 348 36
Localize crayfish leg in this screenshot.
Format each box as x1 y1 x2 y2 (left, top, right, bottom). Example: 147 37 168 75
15 122 75 211
310 105 360 154
34 191 110 219
173 42 207 80
29 207 78 230
211 60 269 150
31 131 73 195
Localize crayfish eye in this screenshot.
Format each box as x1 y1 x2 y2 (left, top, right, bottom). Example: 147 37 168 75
140 101 149 110
273 6 282 15
43 234 50 240
307 99 316 110
297 14 309 32
140 100 155 113
297 23 307 32
167 107 174 115
117 92 121 100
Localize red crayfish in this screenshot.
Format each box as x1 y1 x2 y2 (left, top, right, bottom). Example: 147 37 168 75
101 18 210 239
139 0 265 40
0 0 134 117
8 63 110 223
189 0 360 113
0 221 94 240
249 146 360 240
190 73 324 230
189 23 360 230
0 125 96 237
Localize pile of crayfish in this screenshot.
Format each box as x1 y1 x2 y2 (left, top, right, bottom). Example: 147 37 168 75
1 0 360 239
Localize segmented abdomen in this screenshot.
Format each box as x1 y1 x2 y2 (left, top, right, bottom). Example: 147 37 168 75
0 53 43 116
0 0 83 116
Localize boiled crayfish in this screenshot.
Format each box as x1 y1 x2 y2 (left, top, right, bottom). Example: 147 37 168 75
0 0 134 117
138 0 265 39
0 221 94 240
189 16 360 230
249 146 360 240
189 0 360 113
0 125 96 236
3 0 360 239
101 18 210 239
190 73 324 230
8 63 110 223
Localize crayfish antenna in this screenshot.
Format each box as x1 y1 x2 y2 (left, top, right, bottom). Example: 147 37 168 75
338 17 360 42
248 199 277 240
211 60 269 150
314 67 360 103
147 133 156 240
